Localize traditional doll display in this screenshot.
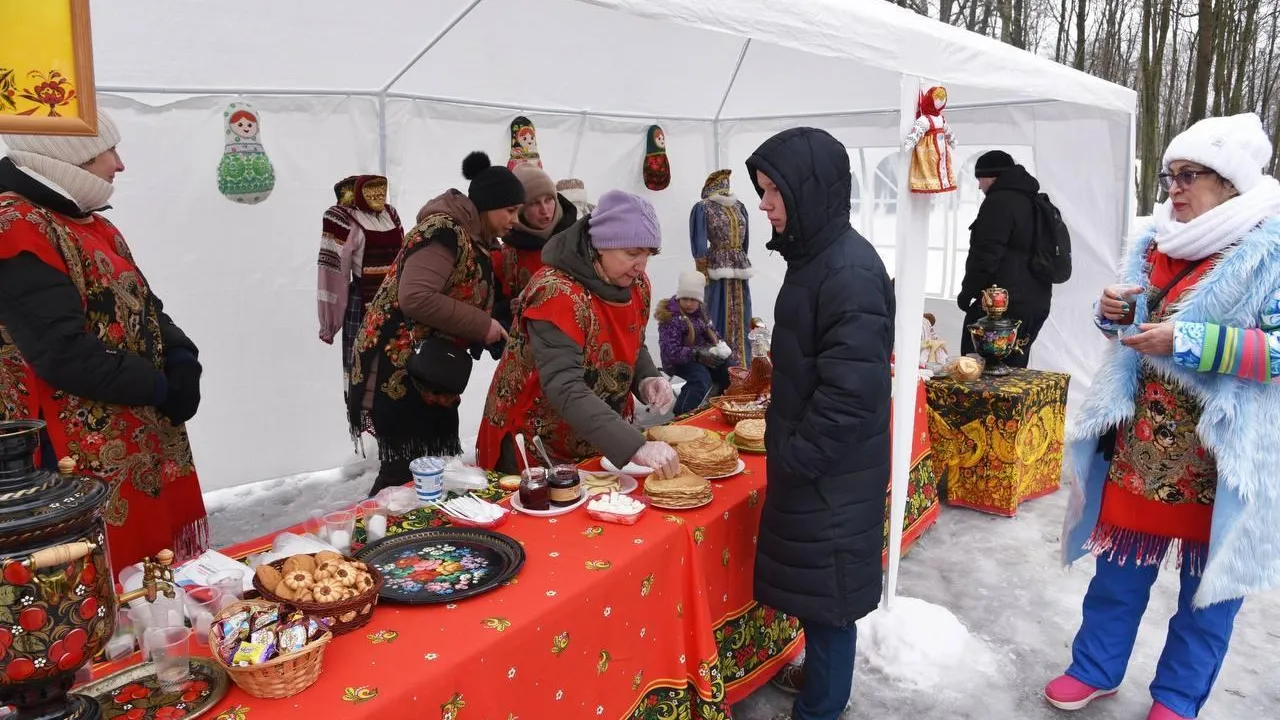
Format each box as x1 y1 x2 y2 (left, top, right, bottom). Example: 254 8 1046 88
690 169 752 363
643 125 671 191
556 177 595 217
317 175 405 392
217 101 276 204
508 115 542 170
902 85 957 194
920 313 950 367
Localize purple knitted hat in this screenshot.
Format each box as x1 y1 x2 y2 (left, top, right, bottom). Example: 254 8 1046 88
588 190 662 250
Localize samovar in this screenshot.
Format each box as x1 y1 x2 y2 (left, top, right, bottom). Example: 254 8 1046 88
966 285 1024 376
0 420 176 720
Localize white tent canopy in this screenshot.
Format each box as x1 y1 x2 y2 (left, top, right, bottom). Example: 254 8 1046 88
11 0 1135 582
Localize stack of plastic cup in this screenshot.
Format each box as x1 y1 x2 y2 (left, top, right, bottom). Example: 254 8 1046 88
410 456 447 502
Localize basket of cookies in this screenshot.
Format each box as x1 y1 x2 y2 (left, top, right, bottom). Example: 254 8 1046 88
209 598 332 699
710 393 770 426
252 551 383 636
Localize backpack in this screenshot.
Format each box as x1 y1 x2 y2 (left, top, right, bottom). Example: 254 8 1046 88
1024 191 1072 284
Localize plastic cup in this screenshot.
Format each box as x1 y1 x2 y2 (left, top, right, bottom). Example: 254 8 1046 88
207 569 246 610
183 586 222 647
410 456 446 502
1110 283 1144 325
358 498 389 544
325 510 357 554
305 509 329 540
143 626 191 692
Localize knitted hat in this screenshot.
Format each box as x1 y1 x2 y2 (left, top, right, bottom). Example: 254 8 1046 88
513 164 556 201
1162 113 1273 194
2 109 122 166
676 270 706 301
588 190 662 250
974 150 1015 178
461 151 525 211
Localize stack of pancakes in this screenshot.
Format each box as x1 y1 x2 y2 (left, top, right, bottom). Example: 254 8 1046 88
644 465 712 509
582 471 621 496
646 425 708 445
733 419 766 452
674 433 740 476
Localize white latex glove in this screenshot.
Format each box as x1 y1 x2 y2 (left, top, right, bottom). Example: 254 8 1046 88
633 441 679 479
639 376 676 415
712 341 731 359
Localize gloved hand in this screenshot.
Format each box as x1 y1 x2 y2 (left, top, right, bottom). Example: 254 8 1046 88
957 292 975 313
157 352 202 426
638 376 676 415
695 349 717 367
632 440 679 479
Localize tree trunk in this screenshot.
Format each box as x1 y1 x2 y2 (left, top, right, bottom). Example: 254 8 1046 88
1189 0 1215 122
1073 0 1087 70
1229 0 1258 112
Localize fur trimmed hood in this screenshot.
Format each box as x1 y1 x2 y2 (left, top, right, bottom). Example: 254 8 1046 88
1063 216 1280 607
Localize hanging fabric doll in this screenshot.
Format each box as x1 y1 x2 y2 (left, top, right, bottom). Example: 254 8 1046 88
556 177 595 217
902 85 958 194
508 115 542 170
920 313 950 366
317 175 405 393
217 101 276 204
643 125 671 191
690 169 752 364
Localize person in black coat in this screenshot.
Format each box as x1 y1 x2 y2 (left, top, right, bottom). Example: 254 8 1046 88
957 150 1053 365
745 128 894 720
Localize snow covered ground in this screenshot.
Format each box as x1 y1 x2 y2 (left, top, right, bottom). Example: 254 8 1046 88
205 463 1277 720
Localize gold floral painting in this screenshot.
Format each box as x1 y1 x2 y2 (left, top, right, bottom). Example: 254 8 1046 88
0 0 97 135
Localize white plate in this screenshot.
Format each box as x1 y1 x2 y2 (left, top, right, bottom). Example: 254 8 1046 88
510 488 589 517
703 459 746 480
601 457 653 476
580 470 639 495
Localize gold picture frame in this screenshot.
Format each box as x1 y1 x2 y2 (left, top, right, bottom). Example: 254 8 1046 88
0 0 98 136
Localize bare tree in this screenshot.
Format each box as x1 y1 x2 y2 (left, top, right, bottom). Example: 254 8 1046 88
1189 0 1215 120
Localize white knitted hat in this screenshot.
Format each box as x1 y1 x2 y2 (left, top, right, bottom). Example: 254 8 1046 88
1162 113 1272 194
676 270 706 301
2 109 121 166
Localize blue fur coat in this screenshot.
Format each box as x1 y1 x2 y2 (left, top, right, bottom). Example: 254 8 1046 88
1063 217 1280 608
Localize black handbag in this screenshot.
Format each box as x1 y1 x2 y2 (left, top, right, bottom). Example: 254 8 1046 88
406 335 473 395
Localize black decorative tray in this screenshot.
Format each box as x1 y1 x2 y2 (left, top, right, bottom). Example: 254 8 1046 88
74 656 228 719
354 528 525 604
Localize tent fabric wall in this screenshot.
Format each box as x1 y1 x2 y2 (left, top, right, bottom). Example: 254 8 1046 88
0 0 1135 491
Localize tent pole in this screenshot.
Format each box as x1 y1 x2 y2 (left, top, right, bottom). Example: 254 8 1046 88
712 39 752 170
380 0 487 93
567 111 589 176
883 73 928 611
377 94 389 176
724 97 1058 123
384 91 709 123
1122 111 1137 243
97 85 372 97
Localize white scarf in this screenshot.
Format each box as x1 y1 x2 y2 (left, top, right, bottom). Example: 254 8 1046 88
708 192 738 207
1153 175 1280 260
6 149 114 214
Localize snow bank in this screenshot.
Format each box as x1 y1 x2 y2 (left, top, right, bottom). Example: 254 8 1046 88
856 596 999 690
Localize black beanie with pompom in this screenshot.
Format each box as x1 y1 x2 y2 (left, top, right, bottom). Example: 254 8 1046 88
461 151 525 211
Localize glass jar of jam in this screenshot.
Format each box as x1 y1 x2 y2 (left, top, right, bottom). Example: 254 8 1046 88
518 467 550 511
548 464 582 507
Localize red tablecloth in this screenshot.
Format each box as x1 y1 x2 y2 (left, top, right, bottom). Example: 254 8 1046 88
87 392 939 719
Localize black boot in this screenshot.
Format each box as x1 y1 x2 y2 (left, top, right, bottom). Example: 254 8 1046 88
368 459 411 497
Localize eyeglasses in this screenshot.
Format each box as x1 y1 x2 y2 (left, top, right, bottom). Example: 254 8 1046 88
1158 169 1217 192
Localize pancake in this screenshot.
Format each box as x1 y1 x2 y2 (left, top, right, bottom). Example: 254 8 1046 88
646 425 708 445
675 434 740 476
644 464 712 509
582 471 621 496
733 419 766 451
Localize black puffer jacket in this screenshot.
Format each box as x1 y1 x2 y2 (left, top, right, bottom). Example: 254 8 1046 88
958 165 1052 315
745 128 894 626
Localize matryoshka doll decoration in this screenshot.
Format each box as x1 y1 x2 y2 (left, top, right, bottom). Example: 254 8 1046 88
217 101 276 204
902 85 957 194
507 115 542 170
643 125 670 191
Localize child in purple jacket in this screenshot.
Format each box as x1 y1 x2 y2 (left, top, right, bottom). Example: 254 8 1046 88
659 271 734 416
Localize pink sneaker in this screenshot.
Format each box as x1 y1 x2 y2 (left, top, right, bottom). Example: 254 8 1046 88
1043 675 1118 711
1147 702 1190 720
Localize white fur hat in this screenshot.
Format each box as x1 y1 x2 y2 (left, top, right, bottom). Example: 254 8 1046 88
1162 113 1273 194
676 270 706 301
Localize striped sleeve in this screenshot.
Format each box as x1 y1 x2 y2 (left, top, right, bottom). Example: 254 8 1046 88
1093 300 1120 335
1171 291 1280 382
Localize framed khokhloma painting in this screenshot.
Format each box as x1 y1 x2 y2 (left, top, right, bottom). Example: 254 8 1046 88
0 0 98 136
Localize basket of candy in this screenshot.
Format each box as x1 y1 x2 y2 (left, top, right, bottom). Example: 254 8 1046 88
711 393 770 426
209 599 332 699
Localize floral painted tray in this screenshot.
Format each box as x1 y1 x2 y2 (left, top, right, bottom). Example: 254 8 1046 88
354 528 525 604
75 656 228 719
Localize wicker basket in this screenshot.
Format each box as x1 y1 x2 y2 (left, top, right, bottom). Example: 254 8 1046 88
252 554 383 636
209 598 332 699
711 394 768 426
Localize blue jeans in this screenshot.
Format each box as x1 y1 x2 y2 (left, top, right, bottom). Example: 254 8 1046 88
794 620 857 720
671 361 730 417
1067 542 1243 718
